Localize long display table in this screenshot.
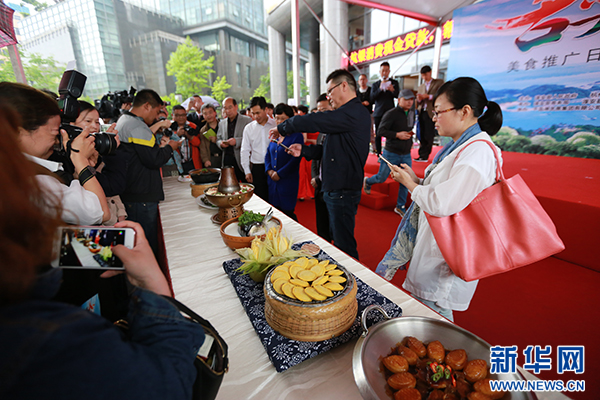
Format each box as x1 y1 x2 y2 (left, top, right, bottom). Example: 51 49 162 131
159 177 566 400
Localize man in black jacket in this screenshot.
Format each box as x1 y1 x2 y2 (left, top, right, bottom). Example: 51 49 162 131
116 89 180 254
310 94 333 243
370 62 399 155
270 69 370 260
363 89 415 217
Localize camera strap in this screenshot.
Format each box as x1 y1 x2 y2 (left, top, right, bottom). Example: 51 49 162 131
66 140 80 153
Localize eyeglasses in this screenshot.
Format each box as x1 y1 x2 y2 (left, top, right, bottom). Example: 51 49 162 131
326 82 343 98
432 107 455 118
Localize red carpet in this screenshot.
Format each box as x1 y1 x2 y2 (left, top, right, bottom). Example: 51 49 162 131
294 149 600 399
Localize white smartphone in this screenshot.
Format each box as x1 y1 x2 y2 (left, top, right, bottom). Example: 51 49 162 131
100 124 112 133
51 226 135 270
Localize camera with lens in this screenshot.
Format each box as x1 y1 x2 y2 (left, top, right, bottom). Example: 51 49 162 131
58 69 118 156
95 87 137 120
158 116 174 138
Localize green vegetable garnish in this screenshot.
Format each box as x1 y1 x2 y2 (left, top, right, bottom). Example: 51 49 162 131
238 211 264 227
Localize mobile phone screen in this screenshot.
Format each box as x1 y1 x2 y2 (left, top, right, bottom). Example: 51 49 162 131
52 227 135 270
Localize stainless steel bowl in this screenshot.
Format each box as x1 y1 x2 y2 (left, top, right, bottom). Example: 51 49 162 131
352 305 534 400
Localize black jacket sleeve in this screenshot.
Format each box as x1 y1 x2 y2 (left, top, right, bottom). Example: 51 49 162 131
94 148 128 197
133 143 174 170
278 107 353 137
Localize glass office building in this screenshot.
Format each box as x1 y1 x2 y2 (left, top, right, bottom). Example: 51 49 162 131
18 0 269 101
20 0 127 97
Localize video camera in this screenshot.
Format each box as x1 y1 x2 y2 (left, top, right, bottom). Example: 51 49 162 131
95 87 137 120
58 69 118 156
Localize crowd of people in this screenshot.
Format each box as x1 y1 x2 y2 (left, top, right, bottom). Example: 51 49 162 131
0 60 503 395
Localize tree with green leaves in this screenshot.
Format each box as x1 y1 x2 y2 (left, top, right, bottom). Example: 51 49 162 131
20 0 48 12
253 70 270 102
211 76 232 105
166 37 215 99
286 70 308 100
0 47 64 91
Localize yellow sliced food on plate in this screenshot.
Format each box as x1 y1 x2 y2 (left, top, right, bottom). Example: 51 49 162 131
312 275 329 286
292 286 313 302
328 275 346 283
273 278 287 294
295 257 309 268
324 282 344 291
324 263 337 271
274 264 290 273
310 264 325 277
314 285 334 297
290 278 309 287
271 270 290 282
297 269 317 282
307 258 319 268
289 265 303 279
318 259 330 268
282 282 296 299
305 287 327 301
326 269 344 276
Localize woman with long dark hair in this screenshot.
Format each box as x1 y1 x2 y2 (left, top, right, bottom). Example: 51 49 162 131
377 77 503 321
0 104 205 399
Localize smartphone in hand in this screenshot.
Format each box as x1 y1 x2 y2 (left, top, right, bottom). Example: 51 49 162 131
378 153 395 169
51 226 135 270
270 138 290 151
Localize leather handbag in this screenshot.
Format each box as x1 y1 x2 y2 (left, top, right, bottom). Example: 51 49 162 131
115 297 228 400
162 297 229 400
425 139 565 282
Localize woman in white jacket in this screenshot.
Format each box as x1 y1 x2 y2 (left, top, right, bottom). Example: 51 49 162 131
376 77 503 321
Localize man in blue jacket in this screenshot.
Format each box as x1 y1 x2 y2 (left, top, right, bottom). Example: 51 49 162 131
269 69 371 260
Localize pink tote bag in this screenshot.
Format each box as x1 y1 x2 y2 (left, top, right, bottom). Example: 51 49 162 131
425 140 565 282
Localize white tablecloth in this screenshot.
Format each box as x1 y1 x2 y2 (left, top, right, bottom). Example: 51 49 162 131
159 177 566 400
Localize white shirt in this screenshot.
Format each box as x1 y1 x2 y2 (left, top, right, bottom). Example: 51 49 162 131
26 154 104 226
240 118 277 175
402 132 502 311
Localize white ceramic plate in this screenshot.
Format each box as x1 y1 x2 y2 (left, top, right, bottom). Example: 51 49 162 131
196 194 218 209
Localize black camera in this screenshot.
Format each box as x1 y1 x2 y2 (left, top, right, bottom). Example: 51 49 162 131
95 87 137 120
158 116 174 138
58 69 117 156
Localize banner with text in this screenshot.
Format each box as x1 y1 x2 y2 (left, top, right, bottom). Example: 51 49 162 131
448 0 600 158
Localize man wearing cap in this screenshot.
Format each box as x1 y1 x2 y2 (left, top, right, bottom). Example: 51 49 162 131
363 89 416 217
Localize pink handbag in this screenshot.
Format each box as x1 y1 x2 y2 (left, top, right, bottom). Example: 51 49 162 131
425 140 565 282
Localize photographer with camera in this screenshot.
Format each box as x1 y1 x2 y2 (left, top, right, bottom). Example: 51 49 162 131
0 82 110 226
96 87 136 124
171 105 200 173
116 89 180 255
72 101 128 226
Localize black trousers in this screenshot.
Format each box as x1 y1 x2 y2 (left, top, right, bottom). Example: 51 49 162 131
418 111 436 160
251 163 269 201
374 116 383 155
314 186 332 242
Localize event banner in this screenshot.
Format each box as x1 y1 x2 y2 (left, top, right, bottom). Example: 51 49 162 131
448 0 600 159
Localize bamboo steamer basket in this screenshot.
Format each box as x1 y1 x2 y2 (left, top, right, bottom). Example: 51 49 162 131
263 261 357 342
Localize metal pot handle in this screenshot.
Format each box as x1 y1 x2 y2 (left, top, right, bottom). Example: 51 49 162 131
361 304 392 337
228 195 243 207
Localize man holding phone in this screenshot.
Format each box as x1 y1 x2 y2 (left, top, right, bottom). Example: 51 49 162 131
363 89 416 217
